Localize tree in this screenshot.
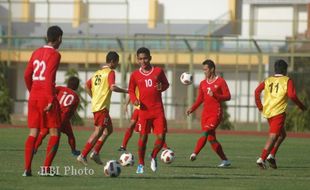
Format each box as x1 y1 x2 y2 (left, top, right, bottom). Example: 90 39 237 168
219 101 234 130
0 62 12 123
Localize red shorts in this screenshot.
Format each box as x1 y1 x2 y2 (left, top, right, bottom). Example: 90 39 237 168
268 113 286 134
138 110 166 135
93 109 112 128
27 98 61 129
201 116 221 132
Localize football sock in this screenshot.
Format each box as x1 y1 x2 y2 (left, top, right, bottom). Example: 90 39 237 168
211 142 227 160
193 132 208 154
34 132 47 152
63 127 76 152
162 142 168 149
270 146 279 157
138 137 147 165
93 140 104 154
43 135 60 167
260 149 269 160
151 138 164 158
81 142 93 157
122 128 134 148
24 136 36 171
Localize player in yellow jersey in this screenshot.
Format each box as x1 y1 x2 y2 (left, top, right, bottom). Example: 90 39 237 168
77 51 128 165
254 59 306 169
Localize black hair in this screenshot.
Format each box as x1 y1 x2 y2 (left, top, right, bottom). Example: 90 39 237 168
274 59 288 75
67 76 80 91
202 59 216 70
136 47 151 57
106 51 119 63
47 25 63 43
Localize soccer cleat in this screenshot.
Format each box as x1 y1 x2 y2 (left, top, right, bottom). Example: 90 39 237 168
256 157 267 169
136 164 144 174
117 146 127 152
22 170 32 177
266 154 277 169
77 154 88 166
218 160 231 167
72 150 81 156
189 153 197 161
150 158 157 172
90 152 103 165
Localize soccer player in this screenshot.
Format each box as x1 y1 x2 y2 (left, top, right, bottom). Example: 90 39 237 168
23 25 63 176
187 59 231 168
77 51 128 165
34 76 81 156
128 47 169 174
255 59 306 169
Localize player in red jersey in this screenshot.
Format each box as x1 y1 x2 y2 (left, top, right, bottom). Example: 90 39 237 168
187 59 231 168
255 59 306 169
128 47 169 174
23 25 63 176
77 51 128 166
34 76 81 156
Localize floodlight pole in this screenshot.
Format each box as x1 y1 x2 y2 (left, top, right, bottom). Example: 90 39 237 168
252 39 262 132
184 39 194 129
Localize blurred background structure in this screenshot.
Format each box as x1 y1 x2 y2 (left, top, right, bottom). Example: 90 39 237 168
0 0 309 131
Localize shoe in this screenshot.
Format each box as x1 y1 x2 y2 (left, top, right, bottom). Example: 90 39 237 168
256 157 267 169
90 152 103 165
150 158 157 172
118 146 127 152
266 154 277 169
77 154 88 166
136 164 144 174
72 150 81 156
22 170 32 177
189 153 197 161
218 160 231 167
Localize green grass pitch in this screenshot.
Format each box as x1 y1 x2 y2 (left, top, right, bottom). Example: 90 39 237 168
1 127 310 190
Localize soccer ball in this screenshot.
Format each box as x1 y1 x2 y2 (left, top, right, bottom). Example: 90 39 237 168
103 160 121 177
180 72 193 85
160 149 175 164
119 152 134 166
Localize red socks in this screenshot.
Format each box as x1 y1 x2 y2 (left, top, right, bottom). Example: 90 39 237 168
43 135 60 167
122 128 133 148
81 142 93 157
138 137 147 165
260 149 269 160
93 140 104 154
24 136 36 171
151 139 164 158
194 136 207 155
211 142 227 160
34 129 49 152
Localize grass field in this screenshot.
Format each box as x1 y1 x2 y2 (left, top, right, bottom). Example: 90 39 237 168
1 127 310 190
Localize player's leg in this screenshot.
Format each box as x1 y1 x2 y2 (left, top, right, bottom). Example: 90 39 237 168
34 128 49 153
190 131 208 161
61 121 79 156
208 131 230 167
136 133 148 174
119 120 137 151
23 128 39 176
267 126 286 169
90 125 113 165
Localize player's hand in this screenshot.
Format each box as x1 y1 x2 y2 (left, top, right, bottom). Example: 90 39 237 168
133 100 140 107
44 103 53 112
186 108 192 116
156 82 162 91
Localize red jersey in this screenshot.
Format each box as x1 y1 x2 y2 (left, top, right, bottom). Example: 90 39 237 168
56 86 80 122
24 45 61 103
191 76 231 118
129 67 169 113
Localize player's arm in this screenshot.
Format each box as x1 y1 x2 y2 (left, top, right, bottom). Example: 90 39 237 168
108 71 128 93
254 81 265 111
187 84 203 115
287 79 306 111
85 79 92 97
157 70 170 92
24 56 34 91
213 79 231 101
128 74 139 106
124 96 131 113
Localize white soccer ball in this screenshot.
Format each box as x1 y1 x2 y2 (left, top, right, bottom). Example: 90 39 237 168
160 149 175 164
119 152 134 166
103 160 121 177
180 72 193 85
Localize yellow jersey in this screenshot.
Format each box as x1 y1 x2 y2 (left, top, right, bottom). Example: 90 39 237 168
90 67 113 112
134 87 140 110
262 75 289 118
